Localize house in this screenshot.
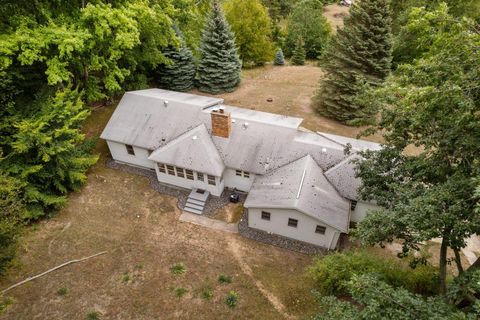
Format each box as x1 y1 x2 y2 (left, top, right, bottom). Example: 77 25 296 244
100 89 381 250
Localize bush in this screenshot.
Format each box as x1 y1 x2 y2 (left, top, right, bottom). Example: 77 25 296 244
85 311 101 320
225 291 239 308
170 263 186 275
307 250 438 296
200 286 214 300
218 274 232 284
174 287 188 298
57 287 68 296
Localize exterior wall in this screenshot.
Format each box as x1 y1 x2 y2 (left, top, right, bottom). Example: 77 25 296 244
154 164 224 196
106 140 155 169
223 168 255 192
247 207 341 249
351 201 379 223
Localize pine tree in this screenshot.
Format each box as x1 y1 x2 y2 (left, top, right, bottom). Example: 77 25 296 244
291 37 306 65
274 48 286 65
197 1 242 94
154 26 196 92
312 0 392 123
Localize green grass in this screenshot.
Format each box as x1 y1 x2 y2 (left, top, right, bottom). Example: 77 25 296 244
174 287 188 298
225 291 239 308
122 272 130 283
85 311 101 320
200 286 214 300
218 274 232 284
57 287 68 296
0 297 13 314
170 263 186 275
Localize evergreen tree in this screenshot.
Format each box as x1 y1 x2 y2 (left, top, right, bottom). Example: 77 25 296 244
196 1 241 94
291 37 305 65
274 48 286 65
154 26 196 92
312 0 392 124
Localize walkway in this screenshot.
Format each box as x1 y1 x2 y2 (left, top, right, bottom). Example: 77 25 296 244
179 212 238 233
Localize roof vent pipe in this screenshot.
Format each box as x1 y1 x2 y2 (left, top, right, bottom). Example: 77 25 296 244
242 122 249 129
164 100 169 107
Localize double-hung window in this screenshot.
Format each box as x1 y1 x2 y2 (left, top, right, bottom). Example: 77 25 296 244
207 175 216 186
158 163 166 174
315 225 326 234
176 167 185 178
166 165 175 175
185 169 194 180
197 172 204 181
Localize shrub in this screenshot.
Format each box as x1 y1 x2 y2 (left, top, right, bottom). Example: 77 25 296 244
170 263 186 275
174 287 188 298
225 291 238 308
218 274 232 284
200 286 214 300
122 273 130 283
85 311 101 320
0 297 13 314
307 250 438 296
57 287 68 296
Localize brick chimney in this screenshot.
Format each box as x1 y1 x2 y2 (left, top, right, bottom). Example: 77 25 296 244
211 107 231 138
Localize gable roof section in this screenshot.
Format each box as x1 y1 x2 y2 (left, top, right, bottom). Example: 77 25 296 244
244 155 350 232
148 124 225 177
324 154 362 201
100 89 223 150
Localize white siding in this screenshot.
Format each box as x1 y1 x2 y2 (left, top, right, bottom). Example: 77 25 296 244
106 140 155 169
351 201 379 223
223 168 255 192
247 208 341 249
154 164 224 196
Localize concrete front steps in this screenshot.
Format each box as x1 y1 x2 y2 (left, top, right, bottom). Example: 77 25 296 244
184 188 209 214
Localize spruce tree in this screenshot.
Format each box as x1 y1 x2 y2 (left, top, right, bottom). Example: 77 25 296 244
197 1 242 94
312 0 392 124
291 37 306 65
154 26 196 92
274 48 286 65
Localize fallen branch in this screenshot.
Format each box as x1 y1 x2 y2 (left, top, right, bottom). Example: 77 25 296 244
1 251 107 294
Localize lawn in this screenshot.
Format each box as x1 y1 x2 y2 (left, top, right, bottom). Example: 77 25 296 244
0 96 321 319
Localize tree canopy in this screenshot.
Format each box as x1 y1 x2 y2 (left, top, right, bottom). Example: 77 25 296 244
352 6 480 294
284 0 331 59
224 0 274 66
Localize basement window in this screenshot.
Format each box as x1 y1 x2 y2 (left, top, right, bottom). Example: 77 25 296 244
197 172 204 181
158 163 166 174
350 200 358 211
125 144 135 155
185 169 194 180
288 218 298 228
207 175 216 186
166 165 175 175
261 211 271 221
176 167 185 178
315 225 326 235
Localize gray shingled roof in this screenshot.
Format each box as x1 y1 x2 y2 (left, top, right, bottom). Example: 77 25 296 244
324 154 362 201
148 124 225 177
244 155 350 232
101 89 381 202
317 132 381 151
100 89 223 150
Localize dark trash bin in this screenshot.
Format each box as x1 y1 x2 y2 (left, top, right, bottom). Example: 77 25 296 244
229 193 240 203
